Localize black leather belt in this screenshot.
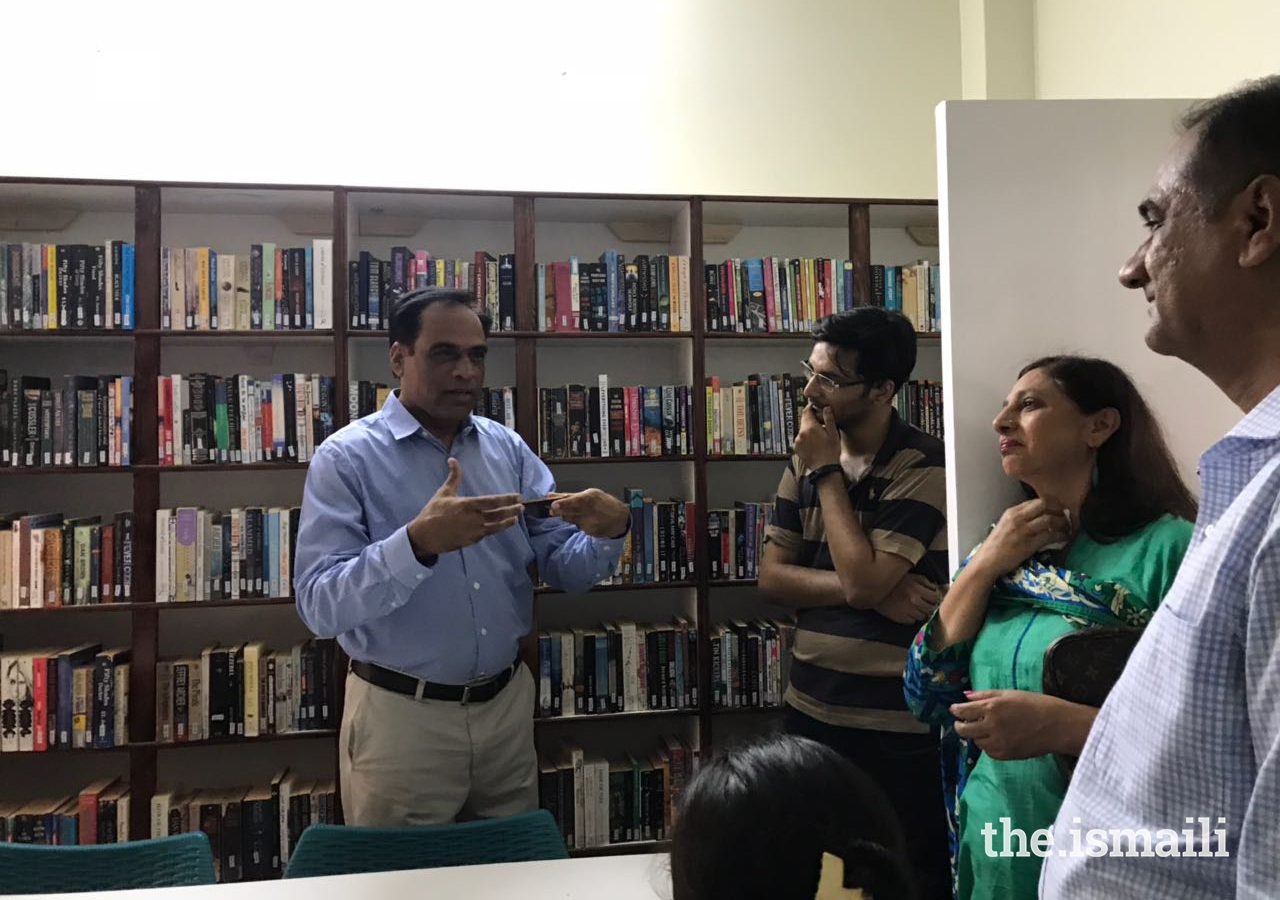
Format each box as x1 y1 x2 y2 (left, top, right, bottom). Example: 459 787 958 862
350 660 519 704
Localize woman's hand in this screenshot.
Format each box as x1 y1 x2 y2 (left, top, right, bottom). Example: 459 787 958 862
971 499 1071 577
950 690 1093 760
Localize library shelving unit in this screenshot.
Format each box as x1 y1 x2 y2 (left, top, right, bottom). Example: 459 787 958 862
0 179 939 859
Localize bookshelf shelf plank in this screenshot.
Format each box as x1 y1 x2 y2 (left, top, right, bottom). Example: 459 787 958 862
536 709 697 725
136 329 337 341
0 597 297 616
0 331 134 341
0 466 133 476
150 462 311 473
707 455 790 462
541 456 694 465
150 729 337 750
535 581 695 596
568 840 670 859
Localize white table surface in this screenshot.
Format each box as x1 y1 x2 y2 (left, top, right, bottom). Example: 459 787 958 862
15 853 671 900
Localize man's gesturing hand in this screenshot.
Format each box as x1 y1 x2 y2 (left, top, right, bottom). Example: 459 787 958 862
407 459 522 558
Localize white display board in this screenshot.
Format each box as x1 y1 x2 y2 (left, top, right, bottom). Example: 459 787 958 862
937 99 1240 567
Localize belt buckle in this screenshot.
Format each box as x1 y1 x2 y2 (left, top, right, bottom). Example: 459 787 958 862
460 683 472 706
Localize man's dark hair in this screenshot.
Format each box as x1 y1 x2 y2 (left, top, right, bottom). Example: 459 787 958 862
1180 75 1280 215
812 307 917 394
669 734 914 900
1019 355 1197 542
387 287 491 347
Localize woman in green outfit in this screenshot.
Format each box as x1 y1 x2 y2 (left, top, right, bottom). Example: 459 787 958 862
903 356 1196 900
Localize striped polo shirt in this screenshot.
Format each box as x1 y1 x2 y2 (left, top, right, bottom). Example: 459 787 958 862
766 411 948 733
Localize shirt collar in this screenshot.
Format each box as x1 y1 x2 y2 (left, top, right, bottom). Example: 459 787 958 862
1225 381 1280 443
382 390 476 443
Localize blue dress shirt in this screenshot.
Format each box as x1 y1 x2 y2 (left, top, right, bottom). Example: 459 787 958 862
294 390 624 684
1042 384 1280 899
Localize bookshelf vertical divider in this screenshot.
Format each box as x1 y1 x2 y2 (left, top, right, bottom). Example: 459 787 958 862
849 203 872 312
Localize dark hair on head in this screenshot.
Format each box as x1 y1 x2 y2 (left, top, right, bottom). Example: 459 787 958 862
812 307 917 394
1018 355 1197 542
669 734 914 900
1180 75 1280 215
387 287 491 348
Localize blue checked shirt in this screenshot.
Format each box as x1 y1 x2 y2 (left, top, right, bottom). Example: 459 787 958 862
294 391 623 684
1042 384 1280 899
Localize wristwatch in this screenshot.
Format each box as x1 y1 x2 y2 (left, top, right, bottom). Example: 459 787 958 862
806 463 845 488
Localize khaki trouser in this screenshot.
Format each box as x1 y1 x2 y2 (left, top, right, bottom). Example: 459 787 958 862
338 663 538 826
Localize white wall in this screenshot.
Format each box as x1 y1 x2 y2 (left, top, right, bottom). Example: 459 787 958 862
937 98 1240 566
0 0 960 200
1034 0 1280 99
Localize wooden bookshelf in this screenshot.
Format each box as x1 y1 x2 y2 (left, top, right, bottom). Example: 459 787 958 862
0 177 939 852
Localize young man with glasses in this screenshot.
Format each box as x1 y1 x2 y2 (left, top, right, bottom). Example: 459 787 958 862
760 306 952 900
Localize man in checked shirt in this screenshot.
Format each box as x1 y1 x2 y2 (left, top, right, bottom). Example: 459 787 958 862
1043 77 1280 898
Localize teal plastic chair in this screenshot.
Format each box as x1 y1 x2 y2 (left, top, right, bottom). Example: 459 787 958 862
0 832 216 894
283 810 569 879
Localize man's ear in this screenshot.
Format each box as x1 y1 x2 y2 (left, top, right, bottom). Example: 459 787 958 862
389 342 406 380
872 380 897 406
1237 174 1280 269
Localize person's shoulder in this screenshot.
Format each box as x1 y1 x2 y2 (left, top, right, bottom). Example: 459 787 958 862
311 413 388 465
471 415 532 459
882 423 945 482
899 422 945 465
1127 514 1195 557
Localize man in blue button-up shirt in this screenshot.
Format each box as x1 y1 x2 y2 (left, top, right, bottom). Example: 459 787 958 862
295 287 629 826
1043 78 1280 898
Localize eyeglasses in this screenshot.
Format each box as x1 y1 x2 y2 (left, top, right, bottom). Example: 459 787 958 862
801 359 867 393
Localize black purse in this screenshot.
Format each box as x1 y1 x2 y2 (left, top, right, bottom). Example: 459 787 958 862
1041 626 1142 778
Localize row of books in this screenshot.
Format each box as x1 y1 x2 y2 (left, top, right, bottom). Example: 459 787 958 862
2 512 135 609
0 778 133 844
702 258 942 334
347 380 390 421
705 257 855 333
605 491 692 586
533 617 799 719
709 619 796 709
154 507 298 603
157 373 337 465
0 645 129 752
534 619 699 718
473 386 516 430
873 262 940 333
160 242 334 331
151 773 338 881
539 737 696 849
0 242 136 331
897 379 944 439
1 371 134 468
707 501 771 582
706 372 808 457
535 253 692 333
539 379 693 459
348 249 514 332
155 639 337 742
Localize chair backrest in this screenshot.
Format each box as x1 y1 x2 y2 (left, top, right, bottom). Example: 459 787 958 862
283 810 569 879
0 832 217 894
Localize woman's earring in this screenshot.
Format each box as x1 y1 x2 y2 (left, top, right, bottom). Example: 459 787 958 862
1091 463 1100 487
